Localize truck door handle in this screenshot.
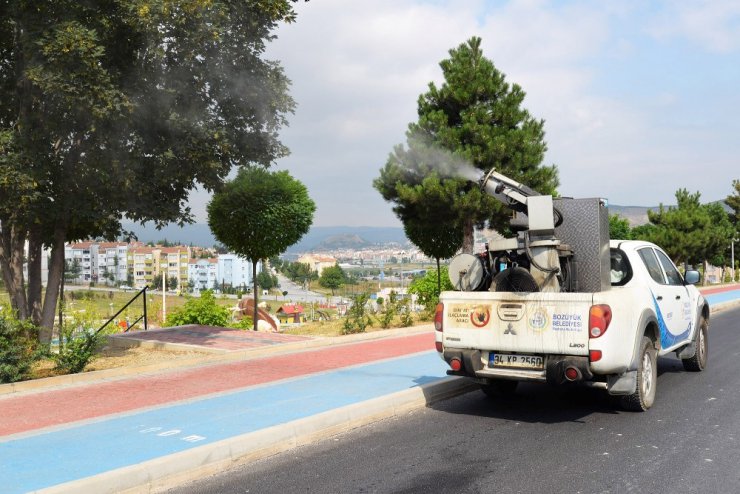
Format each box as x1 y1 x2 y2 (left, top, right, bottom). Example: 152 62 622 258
656 296 663 301
675 295 681 300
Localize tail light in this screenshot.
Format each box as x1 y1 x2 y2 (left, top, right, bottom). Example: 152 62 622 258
589 304 612 338
434 303 444 332
589 350 602 362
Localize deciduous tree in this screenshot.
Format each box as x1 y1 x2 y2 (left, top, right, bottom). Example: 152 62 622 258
0 0 302 341
319 264 346 295
207 167 315 330
609 214 632 240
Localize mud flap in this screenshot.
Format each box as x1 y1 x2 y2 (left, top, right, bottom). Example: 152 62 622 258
676 342 696 359
607 371 637 395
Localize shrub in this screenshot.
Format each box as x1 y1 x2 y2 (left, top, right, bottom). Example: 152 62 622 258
342 293 373 334
165 290 230 327
53 302 109 374
408 266 454 312
0 311 40 383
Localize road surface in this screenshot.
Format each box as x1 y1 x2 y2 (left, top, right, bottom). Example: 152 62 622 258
171 305 740 494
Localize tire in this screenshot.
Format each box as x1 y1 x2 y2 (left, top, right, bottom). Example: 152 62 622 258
480 380 518 398
621 336 657 412
682 317 708 372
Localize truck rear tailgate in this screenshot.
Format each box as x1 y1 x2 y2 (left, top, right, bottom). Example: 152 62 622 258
439 291 593 356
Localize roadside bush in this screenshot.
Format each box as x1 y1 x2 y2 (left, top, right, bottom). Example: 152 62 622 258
53 303 109 374
398 298 414 327
0 310 40 383
229 316 254 330
165 290 230 327
408 266 454 314
342 293 373 334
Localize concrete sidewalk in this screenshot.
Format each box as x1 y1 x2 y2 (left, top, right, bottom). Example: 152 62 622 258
1 284 738 494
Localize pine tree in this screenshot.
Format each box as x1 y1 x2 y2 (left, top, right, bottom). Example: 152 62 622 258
374 37 558 253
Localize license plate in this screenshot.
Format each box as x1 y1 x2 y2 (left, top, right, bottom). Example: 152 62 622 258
490 353 544 370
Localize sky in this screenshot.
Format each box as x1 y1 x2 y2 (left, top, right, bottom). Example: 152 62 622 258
188 0 740 227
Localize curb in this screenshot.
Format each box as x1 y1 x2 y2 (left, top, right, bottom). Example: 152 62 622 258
36 376 476 494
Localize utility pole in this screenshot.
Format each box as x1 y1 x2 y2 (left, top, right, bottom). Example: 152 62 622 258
162 269 166 323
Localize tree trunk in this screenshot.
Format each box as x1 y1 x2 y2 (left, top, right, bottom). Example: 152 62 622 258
436 257 441 294
253 260 258 331
26 227 43 324
0 223 29 319
462 218 475 254
39 224 67 343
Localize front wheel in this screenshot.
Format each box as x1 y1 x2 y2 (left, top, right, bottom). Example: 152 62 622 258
682 317 708 372
621 336 657 412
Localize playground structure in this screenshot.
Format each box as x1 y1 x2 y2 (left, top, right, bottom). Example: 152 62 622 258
233 297 281 332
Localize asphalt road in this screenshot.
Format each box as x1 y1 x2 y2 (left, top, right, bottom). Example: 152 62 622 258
170 306 740 494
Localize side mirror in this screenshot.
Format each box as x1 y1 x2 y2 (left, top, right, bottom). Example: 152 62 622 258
684 270 700 285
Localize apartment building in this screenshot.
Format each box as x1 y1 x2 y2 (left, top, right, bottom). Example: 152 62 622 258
216 254 258 290
296 254 337 275
127 245 191 290
188 258 218 291
64 242 98 283
159 247 191 290
127 246 156 288
96 242 133 285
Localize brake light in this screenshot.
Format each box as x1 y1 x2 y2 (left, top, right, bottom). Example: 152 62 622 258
589 350 602 362
434 303 444 332
589 304 612 338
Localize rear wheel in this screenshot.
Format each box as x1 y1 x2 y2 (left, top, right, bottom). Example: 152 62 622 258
682 317 708 372
480 380 518 398
621 336 657 412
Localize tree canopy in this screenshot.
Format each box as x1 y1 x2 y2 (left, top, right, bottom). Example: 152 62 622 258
609 214 632 240
632 189 734 270
374 37 558 253
318 264 346 295
727 179 740 232
0 0 302 339
207 167 315 329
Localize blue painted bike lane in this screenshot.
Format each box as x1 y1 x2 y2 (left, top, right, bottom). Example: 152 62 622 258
1 351 448 493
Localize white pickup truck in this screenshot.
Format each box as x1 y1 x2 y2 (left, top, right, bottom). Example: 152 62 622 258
435 239 709 411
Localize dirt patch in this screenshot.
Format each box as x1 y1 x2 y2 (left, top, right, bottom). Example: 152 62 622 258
30 346 214 380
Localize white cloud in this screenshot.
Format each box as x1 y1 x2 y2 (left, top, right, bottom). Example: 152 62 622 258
649 0 740 53
189 1 740 226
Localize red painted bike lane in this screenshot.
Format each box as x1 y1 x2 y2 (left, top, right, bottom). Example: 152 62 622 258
0 332 434 437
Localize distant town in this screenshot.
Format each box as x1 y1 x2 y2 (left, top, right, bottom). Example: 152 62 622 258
55 237 438 294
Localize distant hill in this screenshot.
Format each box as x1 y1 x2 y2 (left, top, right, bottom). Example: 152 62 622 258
121 201 729 249
121 222 408 252
608 205 655 226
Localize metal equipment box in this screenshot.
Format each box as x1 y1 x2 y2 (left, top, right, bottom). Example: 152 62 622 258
554 197 610 292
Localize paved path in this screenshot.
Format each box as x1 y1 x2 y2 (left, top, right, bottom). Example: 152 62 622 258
0 330 454 493
0 284 737 493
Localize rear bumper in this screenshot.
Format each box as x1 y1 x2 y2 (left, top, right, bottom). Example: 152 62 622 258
443 349 593 385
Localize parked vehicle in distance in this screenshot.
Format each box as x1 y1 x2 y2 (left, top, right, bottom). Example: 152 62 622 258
118 285 132 291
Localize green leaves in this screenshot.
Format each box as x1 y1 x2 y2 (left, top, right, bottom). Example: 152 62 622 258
318 264 346 295
374 36 559 252
634 189 734 267
207 167 315 263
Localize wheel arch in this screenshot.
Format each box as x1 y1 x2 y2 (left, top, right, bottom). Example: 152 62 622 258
630 309 659 370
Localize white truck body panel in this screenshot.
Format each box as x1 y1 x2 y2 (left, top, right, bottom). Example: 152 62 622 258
436 240 707 387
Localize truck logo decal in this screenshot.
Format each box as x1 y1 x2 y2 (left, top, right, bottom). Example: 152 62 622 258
528 307 548 331
470 306 491 327
552 313 583 332
504 322 517 335
447 303 492 329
